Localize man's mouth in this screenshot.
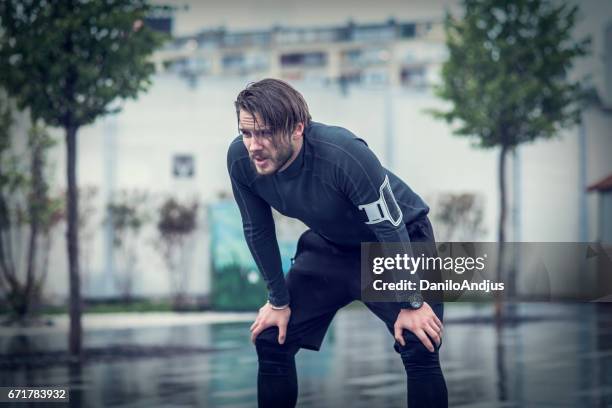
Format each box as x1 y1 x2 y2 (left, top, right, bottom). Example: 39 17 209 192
252 156 269 167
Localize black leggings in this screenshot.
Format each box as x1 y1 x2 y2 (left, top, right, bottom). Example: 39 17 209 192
256 342 300 408
399 333 448 407
255 332 448 408
256 218 447 407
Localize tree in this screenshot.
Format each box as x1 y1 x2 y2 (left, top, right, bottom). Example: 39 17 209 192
0 98 63 324
432 192 486 241
431 0 591 245
0 1 166 356
106 190 150 303
155 197 199 310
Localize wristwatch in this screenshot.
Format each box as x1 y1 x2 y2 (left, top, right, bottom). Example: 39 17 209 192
406 293 424 310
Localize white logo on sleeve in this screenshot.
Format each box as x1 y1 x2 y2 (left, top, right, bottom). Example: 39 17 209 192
358 175 403 226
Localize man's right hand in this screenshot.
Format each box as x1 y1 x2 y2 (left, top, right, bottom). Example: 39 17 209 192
250 302 291 345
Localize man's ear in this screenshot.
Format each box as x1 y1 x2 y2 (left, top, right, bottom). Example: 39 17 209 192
292 122 304 139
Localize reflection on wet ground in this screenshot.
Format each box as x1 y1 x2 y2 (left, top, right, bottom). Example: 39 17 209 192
1 302 611 407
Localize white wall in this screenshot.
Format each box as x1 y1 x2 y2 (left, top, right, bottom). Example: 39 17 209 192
25 0 612 299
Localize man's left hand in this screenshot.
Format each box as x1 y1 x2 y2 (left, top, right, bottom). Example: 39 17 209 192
393 302 443 352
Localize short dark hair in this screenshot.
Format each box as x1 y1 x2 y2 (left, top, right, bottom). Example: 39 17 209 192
235 78 311 137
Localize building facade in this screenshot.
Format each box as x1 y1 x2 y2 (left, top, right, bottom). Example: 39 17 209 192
153 19 447 88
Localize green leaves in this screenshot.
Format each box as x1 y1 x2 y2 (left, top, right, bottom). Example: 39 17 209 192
431 0 592 148
0 0 167 128
106 190 150 248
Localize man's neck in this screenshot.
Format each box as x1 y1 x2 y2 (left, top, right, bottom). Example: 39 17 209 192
278 136 304 172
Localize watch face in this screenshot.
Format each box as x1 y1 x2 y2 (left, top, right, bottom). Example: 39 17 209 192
408 293 424 309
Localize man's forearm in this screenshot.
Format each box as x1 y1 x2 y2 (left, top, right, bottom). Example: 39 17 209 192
265 272 290 307
376 226 422 309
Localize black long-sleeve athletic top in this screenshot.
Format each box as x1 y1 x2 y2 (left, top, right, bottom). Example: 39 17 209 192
227 121 429 307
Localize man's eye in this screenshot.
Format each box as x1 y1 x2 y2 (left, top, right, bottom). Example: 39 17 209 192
241 129 272 139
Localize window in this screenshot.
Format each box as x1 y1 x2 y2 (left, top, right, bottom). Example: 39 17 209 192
400 23 416 38
280 52 327 67
222 54 245 70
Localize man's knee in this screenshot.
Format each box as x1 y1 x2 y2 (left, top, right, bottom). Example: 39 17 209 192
255 336 299 376
398 338 442 378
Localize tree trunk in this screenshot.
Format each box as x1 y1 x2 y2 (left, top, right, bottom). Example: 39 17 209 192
495 144 509 322
0 192 18 291
23 134 44 320
66 125 82 358
22 222 38 319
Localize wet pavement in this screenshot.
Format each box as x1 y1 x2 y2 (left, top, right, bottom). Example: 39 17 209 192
1 302 611 407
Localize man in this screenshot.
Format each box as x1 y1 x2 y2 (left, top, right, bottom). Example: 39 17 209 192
227 78 447 407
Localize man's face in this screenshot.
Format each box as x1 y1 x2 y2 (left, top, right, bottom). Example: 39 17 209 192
239 110 294 176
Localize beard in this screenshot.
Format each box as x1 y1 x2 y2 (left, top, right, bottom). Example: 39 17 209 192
250 141 294 178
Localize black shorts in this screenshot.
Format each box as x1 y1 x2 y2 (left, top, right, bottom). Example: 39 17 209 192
257 216 444 353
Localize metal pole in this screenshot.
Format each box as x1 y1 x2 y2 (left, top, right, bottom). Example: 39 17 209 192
578 119 589 242
513 147 521 242
510 147 521 309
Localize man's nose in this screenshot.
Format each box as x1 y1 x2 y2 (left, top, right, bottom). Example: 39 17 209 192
249 137 263 151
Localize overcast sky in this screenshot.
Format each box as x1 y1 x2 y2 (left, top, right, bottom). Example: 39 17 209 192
154 0 461 36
